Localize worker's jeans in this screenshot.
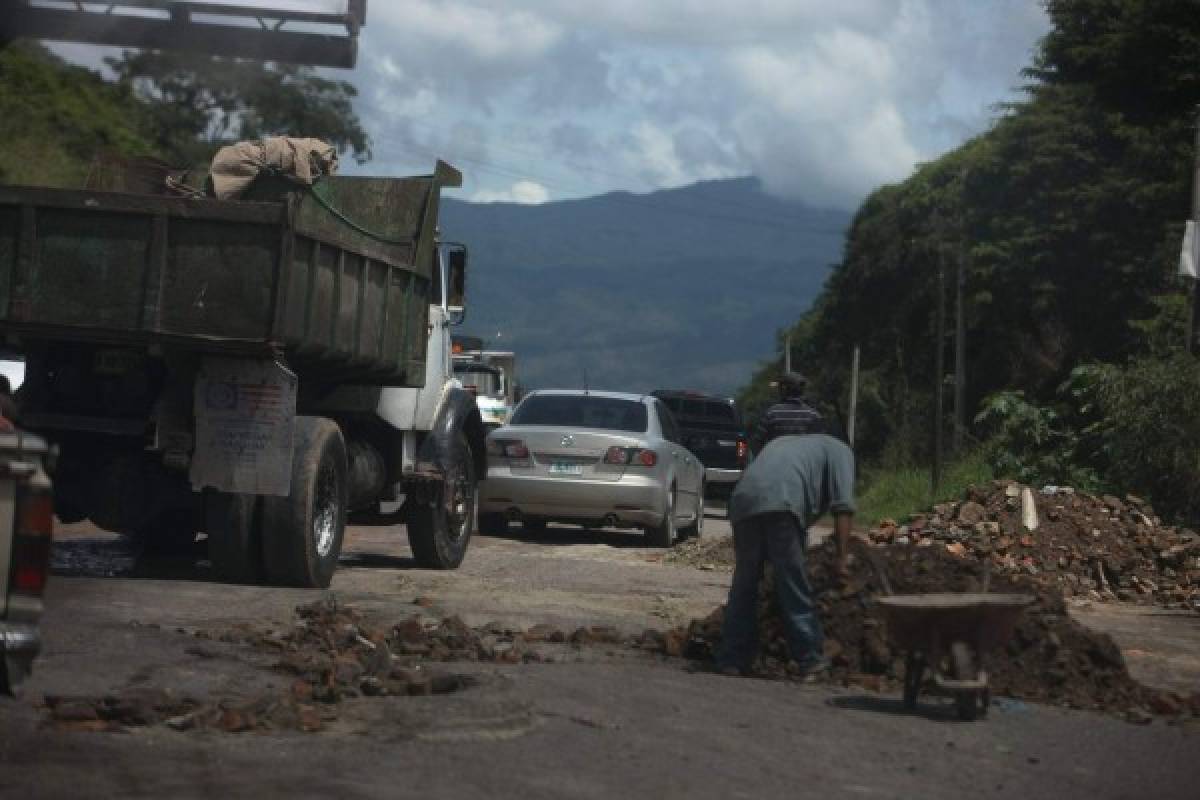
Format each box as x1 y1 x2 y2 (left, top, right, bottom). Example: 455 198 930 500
716 511 822 672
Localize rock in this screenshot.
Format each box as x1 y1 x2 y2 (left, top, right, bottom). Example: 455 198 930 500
957 501 987 526
663 628 687 657
297 706 323 732
218 709 254 733
406 676 433 696
333 655 364 685
362 641 393 677
165 713 199 732
523 623 564 642
569 625 624 645
50 701 100 722
360 676 386 697
1148 692 1183 716
429 671 468 694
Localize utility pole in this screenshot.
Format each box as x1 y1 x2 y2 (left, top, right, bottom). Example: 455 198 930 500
784 333 792 373
953 225 967 453
847 345 860 447
1190 106 1200 354
933 245 946 492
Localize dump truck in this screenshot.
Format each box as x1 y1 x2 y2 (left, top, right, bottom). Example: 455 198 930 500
0 161 487 588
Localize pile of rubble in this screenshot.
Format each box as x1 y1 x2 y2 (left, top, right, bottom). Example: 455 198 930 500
868 482 1200 612
663 540 1200 722
665 534 734 571
43 597 629 734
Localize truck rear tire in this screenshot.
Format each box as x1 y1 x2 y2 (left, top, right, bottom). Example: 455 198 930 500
262 417 347 588
408 431 476 569
207 492 263 584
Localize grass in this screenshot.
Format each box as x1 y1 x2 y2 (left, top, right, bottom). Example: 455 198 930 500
855 450 995 527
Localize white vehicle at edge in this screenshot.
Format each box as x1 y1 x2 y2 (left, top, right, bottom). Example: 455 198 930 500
478 390 704 547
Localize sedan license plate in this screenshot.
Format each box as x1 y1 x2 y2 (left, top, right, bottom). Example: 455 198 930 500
548 462 583 476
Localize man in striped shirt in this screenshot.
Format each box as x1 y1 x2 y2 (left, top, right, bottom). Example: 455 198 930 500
749 372 823 452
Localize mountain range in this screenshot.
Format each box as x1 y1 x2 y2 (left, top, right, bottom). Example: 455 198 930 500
440 176 851 397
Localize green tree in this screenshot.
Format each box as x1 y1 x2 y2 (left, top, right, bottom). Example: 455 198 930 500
106 50 371 167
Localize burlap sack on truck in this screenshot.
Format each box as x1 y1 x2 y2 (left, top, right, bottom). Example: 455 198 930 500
209 136 338 200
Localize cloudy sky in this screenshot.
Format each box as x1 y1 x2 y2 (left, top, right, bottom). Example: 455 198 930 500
342 0 1049 209
55 1 1050 210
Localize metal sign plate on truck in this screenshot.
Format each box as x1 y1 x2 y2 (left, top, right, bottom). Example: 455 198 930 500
191 358 298 497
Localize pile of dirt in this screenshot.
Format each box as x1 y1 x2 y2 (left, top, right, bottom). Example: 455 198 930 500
869 482 1199 612
42 598 629 734
665 533 735 571
668 540 1200 722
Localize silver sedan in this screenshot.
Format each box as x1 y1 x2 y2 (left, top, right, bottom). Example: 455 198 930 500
478 390 704 546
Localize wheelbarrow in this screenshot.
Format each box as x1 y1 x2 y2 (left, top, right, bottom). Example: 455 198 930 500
853 544 1035 720
875 591 1035 720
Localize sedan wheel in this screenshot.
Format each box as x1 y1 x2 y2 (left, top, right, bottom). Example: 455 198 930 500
680 489 704 539
645 486 676 547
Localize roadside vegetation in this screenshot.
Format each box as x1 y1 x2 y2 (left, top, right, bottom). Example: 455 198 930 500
740 0 1200 527
855 451 994 527
0 42 369 187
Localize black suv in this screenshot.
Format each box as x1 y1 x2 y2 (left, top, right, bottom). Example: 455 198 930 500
652 390 748 498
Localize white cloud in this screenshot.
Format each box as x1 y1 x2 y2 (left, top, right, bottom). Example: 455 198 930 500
343 1 1048 208
471 180 551 205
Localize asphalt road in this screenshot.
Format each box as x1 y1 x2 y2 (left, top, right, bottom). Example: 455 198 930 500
1 510 1198 799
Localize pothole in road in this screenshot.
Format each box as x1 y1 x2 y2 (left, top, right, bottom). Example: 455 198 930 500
38 596 671 736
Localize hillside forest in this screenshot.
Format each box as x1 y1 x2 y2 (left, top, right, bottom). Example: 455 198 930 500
738 0 1200 525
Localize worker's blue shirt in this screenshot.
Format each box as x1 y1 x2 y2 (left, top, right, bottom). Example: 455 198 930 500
729 434 856 527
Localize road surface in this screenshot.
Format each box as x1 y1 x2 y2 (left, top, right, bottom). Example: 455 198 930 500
1 508 1197 799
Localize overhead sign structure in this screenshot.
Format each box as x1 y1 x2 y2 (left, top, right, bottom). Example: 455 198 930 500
0 1 367 69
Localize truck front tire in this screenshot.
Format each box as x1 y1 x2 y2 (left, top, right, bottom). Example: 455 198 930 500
407 431 476 569
262 417 348 588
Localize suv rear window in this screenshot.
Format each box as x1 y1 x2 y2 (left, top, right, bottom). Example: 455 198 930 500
510 395 648 432
656 395 737 423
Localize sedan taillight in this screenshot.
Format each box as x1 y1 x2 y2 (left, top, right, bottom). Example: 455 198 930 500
488 439 530 460
604 447 658 467
736 439 749 466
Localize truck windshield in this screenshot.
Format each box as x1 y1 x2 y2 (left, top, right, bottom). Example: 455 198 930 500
455 365 501 396
510 395 648 433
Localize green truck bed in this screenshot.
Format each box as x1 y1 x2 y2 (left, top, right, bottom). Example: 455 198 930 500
0 161 461 387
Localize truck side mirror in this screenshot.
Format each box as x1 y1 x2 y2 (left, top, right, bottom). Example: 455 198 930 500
446 244 467 325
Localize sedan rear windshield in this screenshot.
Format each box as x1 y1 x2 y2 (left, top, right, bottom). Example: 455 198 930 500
510 395 648 432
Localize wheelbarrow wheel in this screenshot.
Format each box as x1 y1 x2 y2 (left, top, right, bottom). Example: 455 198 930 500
902 652 923 710
951 642 979 721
